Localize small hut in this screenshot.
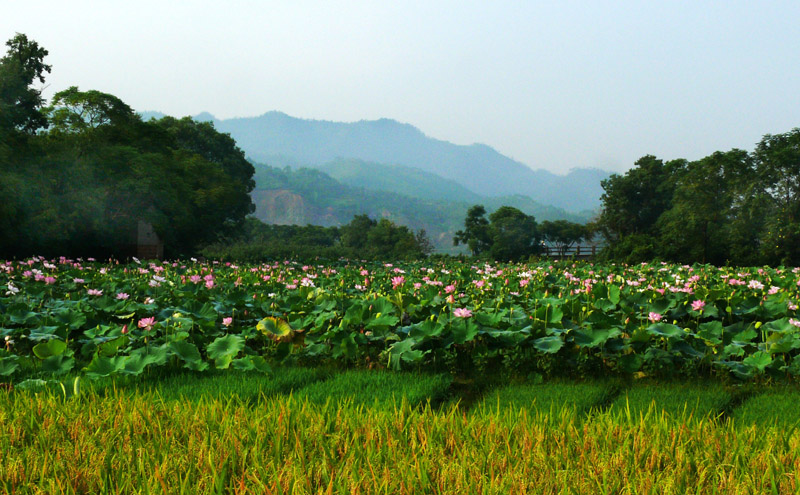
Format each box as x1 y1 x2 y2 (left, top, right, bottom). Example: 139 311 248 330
136 220 164 260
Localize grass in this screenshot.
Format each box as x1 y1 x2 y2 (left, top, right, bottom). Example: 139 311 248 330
733 387 800 428
293 369 452 407
606 382 735 422
475 380 618 416
11 366 330 403
134 366 329 403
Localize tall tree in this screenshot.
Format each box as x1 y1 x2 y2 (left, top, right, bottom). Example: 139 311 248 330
754 128 800 264
453 204 491 256
595 156 686 261
658 150 753 264
0 33 51 137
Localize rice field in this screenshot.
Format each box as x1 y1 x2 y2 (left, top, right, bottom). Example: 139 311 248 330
2 371 800 494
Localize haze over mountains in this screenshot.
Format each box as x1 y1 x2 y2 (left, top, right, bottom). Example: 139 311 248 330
141 110 611 251
194 111 609 213
144 111 609 211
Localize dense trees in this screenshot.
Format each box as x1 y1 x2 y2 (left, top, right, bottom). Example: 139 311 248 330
201 216 433 261
595 128 800 266
0 35 255 259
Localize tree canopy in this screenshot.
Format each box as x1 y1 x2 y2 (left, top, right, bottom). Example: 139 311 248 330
595 128 800 266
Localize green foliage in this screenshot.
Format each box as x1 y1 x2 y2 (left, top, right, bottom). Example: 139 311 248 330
0 35 256 259
487 206 540 261
733 387 800 427
134 367 327 402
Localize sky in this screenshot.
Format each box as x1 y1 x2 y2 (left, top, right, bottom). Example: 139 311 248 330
4 1 800 174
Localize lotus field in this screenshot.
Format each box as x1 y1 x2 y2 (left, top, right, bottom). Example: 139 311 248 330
2 256 800 382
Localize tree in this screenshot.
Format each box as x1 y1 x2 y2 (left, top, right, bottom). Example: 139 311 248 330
340 214 377 252
0 33 51 136
540 220 588 257
415 229 434 256
366 218 422 259
47 86 138 133
754 128 800 264
154 116 256 234
595 155 686 261
487 206 539 261
453 205 491 256
658 150 753 264
155 116 256 190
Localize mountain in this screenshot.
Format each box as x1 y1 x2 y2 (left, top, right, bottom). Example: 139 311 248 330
250 162 591 253
196 111 609 212
316 158 482 204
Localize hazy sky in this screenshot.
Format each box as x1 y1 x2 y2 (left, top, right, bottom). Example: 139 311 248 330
5 1 800 174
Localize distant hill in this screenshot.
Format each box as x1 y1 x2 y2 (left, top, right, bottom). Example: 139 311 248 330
316 158 482 204
250 162 591 253
153 111 610 212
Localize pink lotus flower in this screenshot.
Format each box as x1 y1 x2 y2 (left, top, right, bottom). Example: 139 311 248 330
87 289 103 296
116 292 129 300
138 317 155 330
453 307 472 318
391 276 405 289
189 275 202 284
691 300 706 312
222 317 233 327
648 312 662 323
445 284 456 294
790 318 800 329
